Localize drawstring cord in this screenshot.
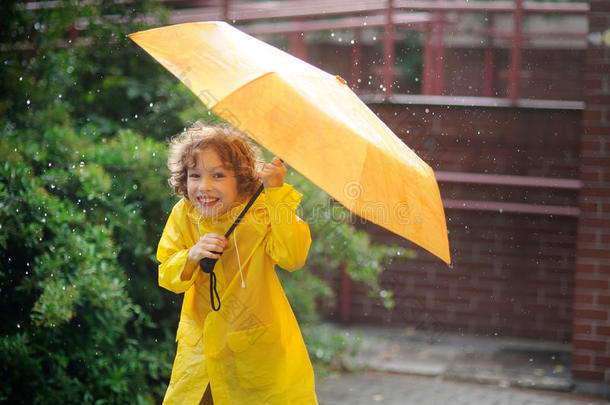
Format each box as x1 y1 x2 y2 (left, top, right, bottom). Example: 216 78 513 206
234 227 245 288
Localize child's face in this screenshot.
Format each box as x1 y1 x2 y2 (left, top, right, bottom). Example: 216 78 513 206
187 147 241 218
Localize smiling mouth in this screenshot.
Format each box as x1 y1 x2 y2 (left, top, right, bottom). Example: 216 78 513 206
198 197 220 207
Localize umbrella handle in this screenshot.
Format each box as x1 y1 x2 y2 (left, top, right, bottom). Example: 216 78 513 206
200 253 221 274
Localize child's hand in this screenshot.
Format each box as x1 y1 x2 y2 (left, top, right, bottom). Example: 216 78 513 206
259 157 286 188
187 233 227 261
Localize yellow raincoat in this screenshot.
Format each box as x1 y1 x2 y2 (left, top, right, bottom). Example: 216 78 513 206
157 183 318 405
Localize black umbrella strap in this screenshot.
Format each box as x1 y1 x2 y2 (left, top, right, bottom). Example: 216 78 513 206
209 270 220 311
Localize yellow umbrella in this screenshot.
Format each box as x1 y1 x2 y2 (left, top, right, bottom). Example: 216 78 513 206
129 21 450 264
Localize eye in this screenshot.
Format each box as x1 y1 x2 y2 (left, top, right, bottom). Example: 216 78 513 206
188 173 200 178
213 172 225 179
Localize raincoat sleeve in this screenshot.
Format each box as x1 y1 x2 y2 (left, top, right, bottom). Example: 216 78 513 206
157 201 200 293
264 184 311 271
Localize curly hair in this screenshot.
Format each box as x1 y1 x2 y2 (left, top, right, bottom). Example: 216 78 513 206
167 121 263 199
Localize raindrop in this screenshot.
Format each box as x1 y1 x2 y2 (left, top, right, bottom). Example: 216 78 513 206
149 102 153 107
350 39 355 45
79 161 85 167
373 36 377 41
132 184 138 190
19 76 23 81
58 94 62 99
134 114 138 119
17 323 20 329
26 99 30 105
330 32 335 38
50 184 55 189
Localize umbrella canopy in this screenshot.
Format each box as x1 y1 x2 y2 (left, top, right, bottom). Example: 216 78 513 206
129 21 450 264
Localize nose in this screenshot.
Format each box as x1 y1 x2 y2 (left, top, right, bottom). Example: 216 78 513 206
199 175 213 192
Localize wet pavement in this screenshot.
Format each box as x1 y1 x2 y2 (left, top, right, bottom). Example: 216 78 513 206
315 323 609 405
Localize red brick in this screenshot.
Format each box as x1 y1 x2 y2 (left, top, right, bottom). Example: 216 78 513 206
573 309 608 321
574 294 595 305
585 77 604 90
597 326 610 336
597 295 610 306
578 248 610 261
577 231 598 244
573 323 593 335
573 338 607 351
583 125 610 137
594 356 610 367
586 63 610 77
589 13 610 28
579 218 610 229
600 265 610 276
577 263 598 274
581 138 604 152
572 353 593 366
580 200 602 214
572 369 606 381
583 108 603 122
602 203 610 213
590 1 610 13
575 276 609 289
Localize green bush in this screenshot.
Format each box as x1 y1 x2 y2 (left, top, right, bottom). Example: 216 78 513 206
1 0 414 401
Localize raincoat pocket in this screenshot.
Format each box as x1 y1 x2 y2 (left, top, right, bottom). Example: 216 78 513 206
226 324 283 388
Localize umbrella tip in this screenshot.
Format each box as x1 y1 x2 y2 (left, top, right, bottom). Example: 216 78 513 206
335 75 347 85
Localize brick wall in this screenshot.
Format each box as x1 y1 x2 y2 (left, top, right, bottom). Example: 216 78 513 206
322 103 582 342
571 0 610 389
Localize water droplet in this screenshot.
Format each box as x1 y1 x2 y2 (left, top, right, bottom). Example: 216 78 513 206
79 161 84 167
26 99 30 105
